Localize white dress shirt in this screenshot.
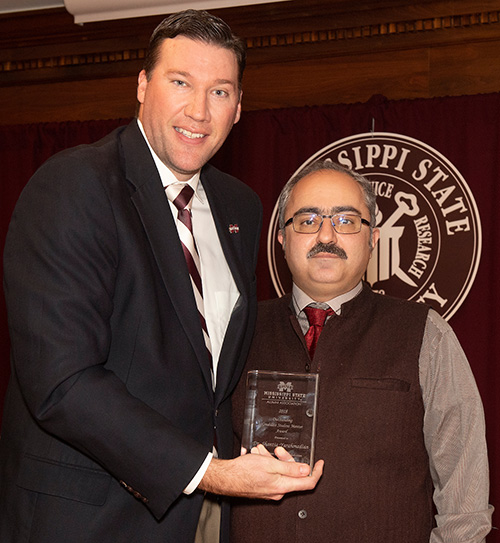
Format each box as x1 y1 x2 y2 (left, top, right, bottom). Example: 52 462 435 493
138 120 239 494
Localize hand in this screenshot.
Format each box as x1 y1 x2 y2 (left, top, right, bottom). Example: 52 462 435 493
249 443 296 463
199 448 324 500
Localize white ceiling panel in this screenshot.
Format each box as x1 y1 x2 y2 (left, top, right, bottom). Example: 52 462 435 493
0 0 290 21
0 0 64 13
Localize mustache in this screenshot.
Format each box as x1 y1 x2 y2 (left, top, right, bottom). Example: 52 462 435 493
307 242 347 260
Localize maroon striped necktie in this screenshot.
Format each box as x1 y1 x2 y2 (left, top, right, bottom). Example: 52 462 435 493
165 183 214 385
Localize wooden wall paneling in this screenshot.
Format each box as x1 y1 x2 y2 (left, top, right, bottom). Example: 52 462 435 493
242 48 431 110
1 1 500 124
429 39 500 97
0 77 138 125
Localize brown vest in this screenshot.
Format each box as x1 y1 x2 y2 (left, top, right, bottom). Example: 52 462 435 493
231 284 433 543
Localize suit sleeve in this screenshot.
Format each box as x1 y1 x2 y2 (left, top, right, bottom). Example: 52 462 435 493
3 153 209 519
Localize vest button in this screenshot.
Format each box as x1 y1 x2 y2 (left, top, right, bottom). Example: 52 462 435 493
298 509 307 519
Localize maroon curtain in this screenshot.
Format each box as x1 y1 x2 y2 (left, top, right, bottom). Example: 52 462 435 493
1 94 498 537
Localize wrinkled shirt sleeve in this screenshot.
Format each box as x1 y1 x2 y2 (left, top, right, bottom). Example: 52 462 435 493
420 310 494 543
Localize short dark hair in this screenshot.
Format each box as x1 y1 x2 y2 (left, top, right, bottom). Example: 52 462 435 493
143 9 246 88
278 160 378 236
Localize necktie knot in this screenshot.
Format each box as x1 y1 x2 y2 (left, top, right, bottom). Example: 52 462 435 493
304 305 334 359
304 305 333 327
165 183 194 212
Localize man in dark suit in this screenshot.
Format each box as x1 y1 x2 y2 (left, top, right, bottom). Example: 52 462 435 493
0 10 322 543
231 160 492 542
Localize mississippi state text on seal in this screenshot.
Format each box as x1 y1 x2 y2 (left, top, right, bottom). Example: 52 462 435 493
267 132 482 320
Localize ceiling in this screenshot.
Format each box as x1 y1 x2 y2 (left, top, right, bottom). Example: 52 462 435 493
0 0 290 22
0 0 64 12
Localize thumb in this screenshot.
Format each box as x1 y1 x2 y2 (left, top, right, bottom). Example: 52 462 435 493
275 458 311 477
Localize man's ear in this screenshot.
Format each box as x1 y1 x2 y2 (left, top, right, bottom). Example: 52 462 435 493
233 91 243 125
278 229 286 255
370 227 380 253
137 70 148 105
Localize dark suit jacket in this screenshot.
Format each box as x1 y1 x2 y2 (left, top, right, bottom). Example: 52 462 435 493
0 120 262 543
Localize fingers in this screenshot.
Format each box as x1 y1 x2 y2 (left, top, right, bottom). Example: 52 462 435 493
250 443 272 456
274 446 295 462
250 444 321 479
199 453 324 499
250 444 299 463
276 457 324 482
310 459 325 481
266 458 324 501
271 453 311 476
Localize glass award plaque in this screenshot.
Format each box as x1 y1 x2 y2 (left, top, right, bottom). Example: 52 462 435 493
241 370 319 467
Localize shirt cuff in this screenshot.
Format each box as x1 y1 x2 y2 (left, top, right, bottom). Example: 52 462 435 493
183 452 213 495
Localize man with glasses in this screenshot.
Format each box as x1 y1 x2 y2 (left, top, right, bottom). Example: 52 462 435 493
231 160 492 543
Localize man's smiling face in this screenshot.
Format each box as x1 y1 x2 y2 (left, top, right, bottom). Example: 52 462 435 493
137 36 242 181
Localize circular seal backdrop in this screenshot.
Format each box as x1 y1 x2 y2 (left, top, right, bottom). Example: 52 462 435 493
267 132 482 320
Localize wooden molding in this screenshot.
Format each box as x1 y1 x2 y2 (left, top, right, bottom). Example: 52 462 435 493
0 49 145 81
245 10 500 50
2 7 500 85
3 1 500 123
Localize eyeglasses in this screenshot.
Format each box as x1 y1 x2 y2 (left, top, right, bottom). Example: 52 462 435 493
284 212 371 235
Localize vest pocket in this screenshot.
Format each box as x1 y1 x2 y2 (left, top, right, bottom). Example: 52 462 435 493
17 453 111 505
350 377 410 392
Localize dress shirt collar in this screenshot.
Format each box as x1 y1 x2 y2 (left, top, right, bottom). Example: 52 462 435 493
292 281 363 317
136 118 204 204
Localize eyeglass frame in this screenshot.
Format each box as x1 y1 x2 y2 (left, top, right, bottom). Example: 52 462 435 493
284 212 371 235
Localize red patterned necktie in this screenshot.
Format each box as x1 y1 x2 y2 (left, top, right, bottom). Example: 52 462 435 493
303 305 334 359
165 183 213 385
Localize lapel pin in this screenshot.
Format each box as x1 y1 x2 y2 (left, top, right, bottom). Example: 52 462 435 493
229 224 240 234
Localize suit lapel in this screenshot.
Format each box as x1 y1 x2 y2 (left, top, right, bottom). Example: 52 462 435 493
121 122 213 390
202 174 249 300
201 170 251 403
